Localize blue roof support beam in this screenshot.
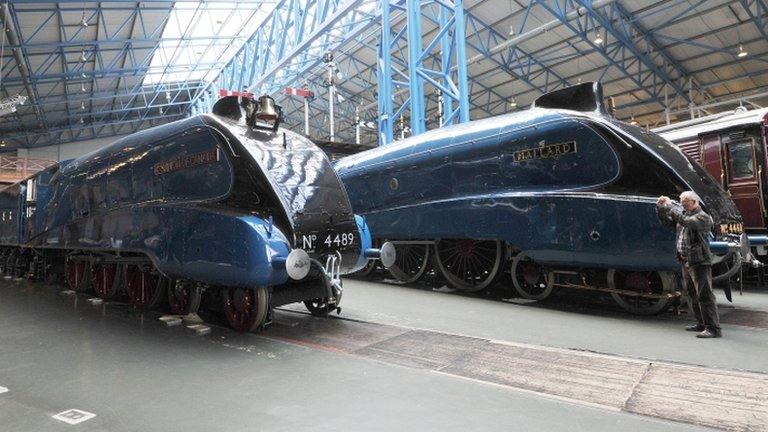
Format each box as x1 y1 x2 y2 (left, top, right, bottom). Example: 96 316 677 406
531 0 693 110
738 0 768 44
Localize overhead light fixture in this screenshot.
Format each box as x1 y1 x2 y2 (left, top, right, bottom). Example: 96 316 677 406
80 12 88 28
79 117 85 124
509 25 515 37
0 140 6 147
80 83 86 92
165 91 171 101
593 29 604 46
0 95 28 117
81 101 86 110
509 97 517 108
81 73 87 79
737 44 748 58
80 49 87 62
630 115 638 126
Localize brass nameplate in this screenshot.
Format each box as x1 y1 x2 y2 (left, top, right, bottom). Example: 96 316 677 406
154 148 219 176
513 141 577 162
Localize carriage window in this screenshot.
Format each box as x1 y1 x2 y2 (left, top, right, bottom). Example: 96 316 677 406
728 141 755 180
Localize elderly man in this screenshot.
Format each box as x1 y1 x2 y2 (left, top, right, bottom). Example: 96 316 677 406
657 191 722 338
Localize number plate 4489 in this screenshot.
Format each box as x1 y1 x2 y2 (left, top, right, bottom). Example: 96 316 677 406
301 232 356 253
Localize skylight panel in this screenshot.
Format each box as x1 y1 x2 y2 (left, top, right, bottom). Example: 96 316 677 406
143 2 272 85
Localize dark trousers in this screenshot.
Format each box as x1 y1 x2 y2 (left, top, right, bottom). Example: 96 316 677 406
682 265 721 332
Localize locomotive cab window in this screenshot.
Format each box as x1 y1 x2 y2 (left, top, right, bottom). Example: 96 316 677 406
727 140 756 180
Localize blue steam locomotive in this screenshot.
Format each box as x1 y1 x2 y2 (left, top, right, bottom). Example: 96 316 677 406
336 83 747 315
0 95 394 331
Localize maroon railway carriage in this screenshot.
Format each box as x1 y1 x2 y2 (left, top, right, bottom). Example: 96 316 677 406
656 107 768 249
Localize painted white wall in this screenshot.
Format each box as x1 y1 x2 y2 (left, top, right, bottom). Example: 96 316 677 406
16 136 118 162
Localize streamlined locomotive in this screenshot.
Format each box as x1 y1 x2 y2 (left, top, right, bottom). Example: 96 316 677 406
0 95 394 332
336 83 746 315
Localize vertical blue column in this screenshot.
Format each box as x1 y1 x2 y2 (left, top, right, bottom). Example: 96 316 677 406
453 0 470 123
406 0 425 135
377 0 394 144
439 6 452 126
376 0 469 145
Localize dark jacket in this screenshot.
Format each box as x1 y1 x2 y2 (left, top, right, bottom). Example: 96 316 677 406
657 203 713 266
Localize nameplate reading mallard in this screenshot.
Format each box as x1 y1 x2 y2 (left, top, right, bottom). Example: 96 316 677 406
154 148 219 175
513 141 577 162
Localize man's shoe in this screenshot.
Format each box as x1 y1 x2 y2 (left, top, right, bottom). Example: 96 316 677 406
685 324 705 332
696 329 722 338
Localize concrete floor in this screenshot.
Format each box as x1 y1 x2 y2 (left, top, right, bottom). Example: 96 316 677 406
329 278 768 374
3 277 766 431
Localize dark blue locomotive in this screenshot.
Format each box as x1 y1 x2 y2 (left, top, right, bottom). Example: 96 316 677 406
0 95 393 331
336 83 746 315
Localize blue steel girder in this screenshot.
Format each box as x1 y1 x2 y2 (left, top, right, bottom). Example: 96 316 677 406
738 0 768 43
371 0 578 142
187 0 384 129
4 0 178 146
610 1 713 102
482 0 755 109
5 2 49 130
376 1 569 124
532 0 691 109
99 2 263 141
276 6 508 142
7 0 268 147
187 0 569 144
4 114 184 149
190 0 382 111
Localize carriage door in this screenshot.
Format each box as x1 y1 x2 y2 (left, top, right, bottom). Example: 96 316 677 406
724 137 765 228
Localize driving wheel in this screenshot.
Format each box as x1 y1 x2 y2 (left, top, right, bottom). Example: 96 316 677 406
434 239 502 291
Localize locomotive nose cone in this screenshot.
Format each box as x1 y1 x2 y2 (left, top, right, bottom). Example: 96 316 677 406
286 249 311 280
380 242 396 269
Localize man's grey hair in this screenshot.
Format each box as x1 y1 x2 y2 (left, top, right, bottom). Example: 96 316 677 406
680 191 701 203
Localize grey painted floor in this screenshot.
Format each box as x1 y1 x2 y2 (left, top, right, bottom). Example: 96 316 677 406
1 278 757 431
332 278 768 374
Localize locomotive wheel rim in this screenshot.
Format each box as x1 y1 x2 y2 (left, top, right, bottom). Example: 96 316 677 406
92 263 118 299
168 280 202 315
222 287 269 332
303 298 332 317
125 265 166 310
66 260 88 292
510 254 554 301
608 269 673 316
388 243 431 284
435 239 502 292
